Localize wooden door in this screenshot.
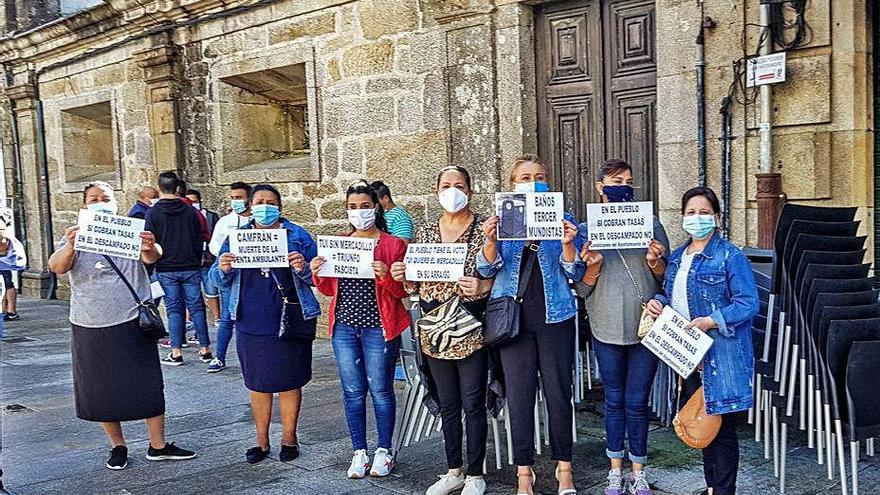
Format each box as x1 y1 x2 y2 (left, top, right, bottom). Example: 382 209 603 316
536 0 657 220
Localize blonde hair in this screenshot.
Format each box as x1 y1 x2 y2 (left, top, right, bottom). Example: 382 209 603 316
508 153 547 186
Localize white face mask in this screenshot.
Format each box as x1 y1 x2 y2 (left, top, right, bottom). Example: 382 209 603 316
86 201 119 216
438 187 469 214
191 202 201 211
347 208 376 231
149 198 160 207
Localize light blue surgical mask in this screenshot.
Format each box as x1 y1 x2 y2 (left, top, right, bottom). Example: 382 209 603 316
682 214 716 240
514 181 550 193
86 201 118 216
231 199 247 214
252 204 280 226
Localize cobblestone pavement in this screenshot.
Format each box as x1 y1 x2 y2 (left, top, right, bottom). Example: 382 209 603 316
1 299 876 494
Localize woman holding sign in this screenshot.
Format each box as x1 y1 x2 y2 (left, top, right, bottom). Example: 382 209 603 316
390 166 494 495
477 154 585 495
49 181 197 470
646 187 758 495
574 159 669 495
210 184 319 465
311 180 411 480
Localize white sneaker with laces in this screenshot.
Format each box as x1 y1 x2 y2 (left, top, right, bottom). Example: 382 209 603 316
347 449 370 479
369 447 394 477
425 472 465 495
461 476 487 495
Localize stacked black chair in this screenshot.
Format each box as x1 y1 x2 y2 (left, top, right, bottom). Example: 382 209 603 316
751 203 880 495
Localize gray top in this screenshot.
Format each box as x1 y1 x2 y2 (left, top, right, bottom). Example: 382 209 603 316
64 240 151 328
575 217 670 346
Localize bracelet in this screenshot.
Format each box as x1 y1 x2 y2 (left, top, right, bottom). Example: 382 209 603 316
647 258 659 269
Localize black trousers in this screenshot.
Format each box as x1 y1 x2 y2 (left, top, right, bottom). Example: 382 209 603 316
426 349 489 475
682 374 740 495
499 316 575 466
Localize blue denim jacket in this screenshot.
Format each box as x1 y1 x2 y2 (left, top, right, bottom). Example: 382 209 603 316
208 218 321 321
476 213 586 324
656 233 759 415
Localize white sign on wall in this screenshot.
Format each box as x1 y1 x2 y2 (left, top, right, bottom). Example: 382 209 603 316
747 52 786 87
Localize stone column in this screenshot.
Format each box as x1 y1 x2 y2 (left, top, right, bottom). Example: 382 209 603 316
134 41 181 174
6 83 51 297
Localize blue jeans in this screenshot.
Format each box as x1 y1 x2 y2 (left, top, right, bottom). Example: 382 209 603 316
593 338 659 464
158 270 210 349
215 287 234 362
200 266 219 298
332 323 401 452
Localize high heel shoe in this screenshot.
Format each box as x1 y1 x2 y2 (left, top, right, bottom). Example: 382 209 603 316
555 466 577 495
516 468 536 495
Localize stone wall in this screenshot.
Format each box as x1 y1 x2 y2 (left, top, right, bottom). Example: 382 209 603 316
0 0 874 303
655 0 875 252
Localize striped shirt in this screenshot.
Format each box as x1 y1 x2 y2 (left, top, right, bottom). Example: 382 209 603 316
384 206 414 241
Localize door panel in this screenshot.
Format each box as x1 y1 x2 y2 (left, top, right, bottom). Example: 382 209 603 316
536 0 657 219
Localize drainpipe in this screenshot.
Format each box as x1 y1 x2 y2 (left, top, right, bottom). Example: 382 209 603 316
720 95 733 238
32 81 57 299
755 2 785 249
3 66 29 255
696 28 707 187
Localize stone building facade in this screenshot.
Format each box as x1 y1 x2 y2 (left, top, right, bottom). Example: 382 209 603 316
0 0 874 300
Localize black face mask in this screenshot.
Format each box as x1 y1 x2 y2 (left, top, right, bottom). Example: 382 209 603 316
602 185 635 202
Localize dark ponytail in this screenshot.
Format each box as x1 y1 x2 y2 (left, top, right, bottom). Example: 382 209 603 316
346 180 388 233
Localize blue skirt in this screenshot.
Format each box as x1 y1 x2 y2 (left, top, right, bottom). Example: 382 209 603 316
236 329 313 393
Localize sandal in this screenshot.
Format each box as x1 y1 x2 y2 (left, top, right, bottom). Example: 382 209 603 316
555 466 577 495
516 468 536 495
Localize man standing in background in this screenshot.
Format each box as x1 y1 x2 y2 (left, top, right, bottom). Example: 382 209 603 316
127 186 159 220
146 171 212 367
185 188 221 327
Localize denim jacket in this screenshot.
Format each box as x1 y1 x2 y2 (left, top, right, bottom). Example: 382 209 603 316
655 233 759 415
208 218 321 321
476 213 586 324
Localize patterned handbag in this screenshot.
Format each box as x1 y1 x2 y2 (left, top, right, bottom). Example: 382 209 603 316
417 296 484 360
618 251 656 339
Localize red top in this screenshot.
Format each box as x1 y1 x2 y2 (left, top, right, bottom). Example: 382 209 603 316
313 231 412 341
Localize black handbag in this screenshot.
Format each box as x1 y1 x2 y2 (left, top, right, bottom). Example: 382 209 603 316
102 255 167 341
269 269 317 342
483 242 540 348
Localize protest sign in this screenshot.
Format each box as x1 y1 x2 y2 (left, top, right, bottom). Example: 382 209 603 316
74 210 145 260
585 201 654 250
404 243 467 282
317 235 376 279
642 306 714 378
230 229 289 268
496 192 564 241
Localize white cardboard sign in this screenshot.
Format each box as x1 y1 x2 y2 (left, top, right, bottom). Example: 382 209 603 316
747 52 786 87
642 306 714 378
496 192 564 241
317 235 376 279
585 201 654 250
229 229 289 268
75 210 145 260
404 243 468 282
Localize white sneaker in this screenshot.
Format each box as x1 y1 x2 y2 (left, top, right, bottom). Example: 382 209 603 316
461 476 487 495
369 447 394 477
347 449 370 479
425 472 465 495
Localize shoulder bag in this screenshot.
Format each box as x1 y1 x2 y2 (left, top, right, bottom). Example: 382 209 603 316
269 269 317 342
416 219 484 360
102 255 167 341
673 375 721 449
483 241 539 348
617 251 656 339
